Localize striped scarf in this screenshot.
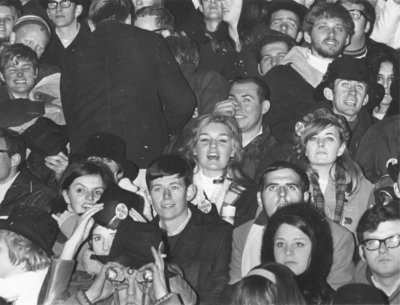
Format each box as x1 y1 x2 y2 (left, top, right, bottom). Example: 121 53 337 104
308 164 349 224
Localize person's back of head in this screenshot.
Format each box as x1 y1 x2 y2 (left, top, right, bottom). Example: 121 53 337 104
89 0 132 28
165 34 199 67
134 5 175 35
233 262 307 305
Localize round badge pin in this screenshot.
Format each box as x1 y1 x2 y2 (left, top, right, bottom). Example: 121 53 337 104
115 203 128 219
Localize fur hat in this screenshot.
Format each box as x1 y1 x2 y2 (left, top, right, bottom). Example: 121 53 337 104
93 185 144 230
0 206 58 257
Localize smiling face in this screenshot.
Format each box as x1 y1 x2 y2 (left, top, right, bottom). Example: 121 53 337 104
221 0 242 25
261 168 308 217
91 225 116 255
273 223 312 275
305 125 346 168
0 6 18 39
0 58 37 99
328 78 369 121
62 174 105 214
360 220 400 280
305 17 350 59
194 122 234 177
228 82 270 134
149 174 192 223
269 9 301 41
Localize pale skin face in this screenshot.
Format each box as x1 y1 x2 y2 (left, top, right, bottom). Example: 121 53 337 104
273 223 312 275
62 174 105 214
258 41 289 75
0 138 20 184
260 168 309 218
228 82 270 134
194 122 235 178
47 1 82 29
0 58 37 99
324 79 369 122
91 225 116 256
149 175 195 227
0 6 18 39
269 9 302 42
359 220 400 283
377 61 395 106
305 125 346 168
200 0 223 21
304 17 350 59
221 0 242 26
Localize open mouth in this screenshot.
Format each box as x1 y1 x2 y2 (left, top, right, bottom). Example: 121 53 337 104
344 99 357 106
207 153 220 161
324 39 337 45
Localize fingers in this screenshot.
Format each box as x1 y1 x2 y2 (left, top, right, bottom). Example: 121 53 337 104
213 99 237 116
45 152 69 173
51 213 61 222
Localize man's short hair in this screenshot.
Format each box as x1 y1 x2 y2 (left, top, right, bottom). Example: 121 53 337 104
356 200 400 244
230 76 270 102
0 43 38 72
0 230 51 271
259 161 310 193
134 6 175 33
256 30 296 63
0 127 26 168
0 0 22 18
165 35 199 67
337 0 375 36
146 154 193 188
303 2 354 37
89 0 131 27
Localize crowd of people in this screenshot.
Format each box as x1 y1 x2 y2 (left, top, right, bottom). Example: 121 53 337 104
0 0 399 304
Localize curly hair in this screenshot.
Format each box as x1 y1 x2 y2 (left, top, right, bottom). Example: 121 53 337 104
179 113 245 182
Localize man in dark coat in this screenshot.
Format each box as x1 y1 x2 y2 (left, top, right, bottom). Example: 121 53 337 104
61 0 196 168
0 128 55 217
147 155 232 305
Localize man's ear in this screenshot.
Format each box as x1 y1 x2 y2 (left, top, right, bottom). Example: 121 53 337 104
295 30 303 43
394 182 400 198
362 94 369 107
359 245 366 262
186 184 197 201
198 4 204 13
75 4 83 18
10 32 16 44
304 31 311 44
324 87 334 101
365 21 371 35
261 100 270 115
0 72 5 83
125 14 132 25
257 191 262 207
303 191 310 203
11 153 21 168
88 19 96 32
344 34 350 47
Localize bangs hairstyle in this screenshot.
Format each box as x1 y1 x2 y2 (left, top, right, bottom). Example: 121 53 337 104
0 230 50 271
180 113 245 181
294 117 363 194
303 2 354 37
89 0 131 27
261 205 333 286
0 43 38 72
230 76 270 102
146 154 194 188
59 160 116 193
233 263 306 305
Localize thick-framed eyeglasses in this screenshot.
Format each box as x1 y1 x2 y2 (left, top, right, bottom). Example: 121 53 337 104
0 149 12 153
362 235 400 251
348 9 367 20
47 0 73 9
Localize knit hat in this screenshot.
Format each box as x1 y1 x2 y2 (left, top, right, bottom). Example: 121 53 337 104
91 220 163 269
0 206 58 257
93 185 144 230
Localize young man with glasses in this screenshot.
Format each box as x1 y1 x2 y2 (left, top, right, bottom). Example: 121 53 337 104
40 0 90 68
0 128 55 217
356 200 400 304
338 0 397 59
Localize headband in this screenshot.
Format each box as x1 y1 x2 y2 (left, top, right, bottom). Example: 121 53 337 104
245 269 276 284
